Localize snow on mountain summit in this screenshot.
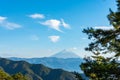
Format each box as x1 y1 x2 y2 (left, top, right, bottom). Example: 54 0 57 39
51 49 80 58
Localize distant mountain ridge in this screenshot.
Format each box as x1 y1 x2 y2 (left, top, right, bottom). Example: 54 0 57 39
0 57 77 80
51 49 80 58
9 57 83 73
8 50 83 73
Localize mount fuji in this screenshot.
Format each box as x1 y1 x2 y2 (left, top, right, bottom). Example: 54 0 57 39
51 49 80 58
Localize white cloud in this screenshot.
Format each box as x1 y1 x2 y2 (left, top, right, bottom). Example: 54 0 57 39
40 19 70 32
82 38 87 40
94 26 114 30
49 35 60 43
67 47 78 52
2 22 21 30
72 47 77 50
61 19 70 29
0 16 21 30
30 35 39 41
40 19 62 32
0 16 7 22
29 13 45 19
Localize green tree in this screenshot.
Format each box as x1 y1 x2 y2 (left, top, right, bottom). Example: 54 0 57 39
12 72 28 80
74 72 83 80
0 69 29 80
0 69 13 80
77 0 120 80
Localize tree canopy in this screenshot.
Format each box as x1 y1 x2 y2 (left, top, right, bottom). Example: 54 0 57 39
0 69 28 80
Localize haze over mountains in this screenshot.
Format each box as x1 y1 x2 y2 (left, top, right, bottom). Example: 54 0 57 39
9 50 84 73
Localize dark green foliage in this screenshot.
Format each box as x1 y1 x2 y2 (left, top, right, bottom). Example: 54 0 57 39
74 72 83 80
0 69 28 80
76 0 120 80
12 72 28 80
83 28 120 58
0 69 13 80
81 57 120 80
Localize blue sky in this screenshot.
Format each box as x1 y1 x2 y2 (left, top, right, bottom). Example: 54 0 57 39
0 0 116 58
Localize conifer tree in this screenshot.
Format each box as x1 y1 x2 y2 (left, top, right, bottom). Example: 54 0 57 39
77 0 120 80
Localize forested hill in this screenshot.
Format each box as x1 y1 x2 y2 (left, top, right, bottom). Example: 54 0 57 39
0 58 77 80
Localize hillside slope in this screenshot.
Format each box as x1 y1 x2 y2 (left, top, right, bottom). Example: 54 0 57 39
0 58 77 80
